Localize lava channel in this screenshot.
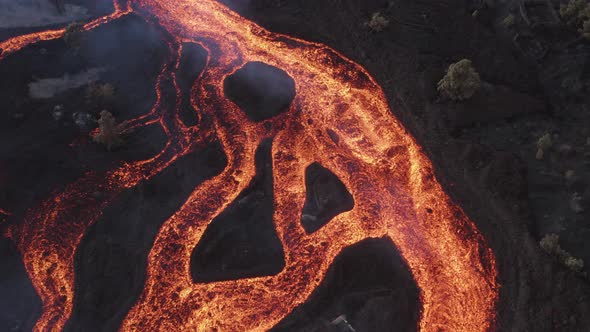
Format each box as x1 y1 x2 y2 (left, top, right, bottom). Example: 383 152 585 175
2 0 499 331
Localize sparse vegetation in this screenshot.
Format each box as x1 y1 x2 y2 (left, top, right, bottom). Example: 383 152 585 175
540 233 585 273
93 110 123 151
536 133 553 160
63 22 85 49
565 256 585 272
560 0 590 39
560 0 589 26
437 59 481 101
367 12 390 32
501 14 516 28
540 233 560 252
85 82 115 109
565 169 577 183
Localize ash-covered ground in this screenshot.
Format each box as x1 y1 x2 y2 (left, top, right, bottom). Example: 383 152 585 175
1 0 590 331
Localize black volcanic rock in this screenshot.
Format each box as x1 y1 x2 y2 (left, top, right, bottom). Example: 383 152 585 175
190 138 285 282
272 238 420 332
301 163 354 234
446 83 547 129
224 61 296 122
65 142 227 332
0 236 41 332
176 42 208 127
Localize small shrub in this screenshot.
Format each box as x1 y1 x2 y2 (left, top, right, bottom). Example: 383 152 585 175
437 59 481 101
560 0 589 25
535 133 553 160
565 256 585 272
93 110 123 151
560 0 590 39
540 233 585 273
367 12 390 32
540 233 560 253
85 82 115 108
537 133 552 149
501 14 516 28
63 22 85 49
565 169 577 183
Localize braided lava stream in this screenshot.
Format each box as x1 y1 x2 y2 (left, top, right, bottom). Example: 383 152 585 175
1 0 499 331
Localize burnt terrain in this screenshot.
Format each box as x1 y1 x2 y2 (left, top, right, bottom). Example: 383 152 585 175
1 0 590 331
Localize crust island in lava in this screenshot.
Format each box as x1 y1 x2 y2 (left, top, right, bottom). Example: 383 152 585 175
2 0 499 331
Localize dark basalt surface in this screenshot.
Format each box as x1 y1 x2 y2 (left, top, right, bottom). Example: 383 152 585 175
191 138 286 282
272 238 420 332
176 42 208 128
0 237 41 332
301 163 354 234
224 61 296 122
65 141 227 332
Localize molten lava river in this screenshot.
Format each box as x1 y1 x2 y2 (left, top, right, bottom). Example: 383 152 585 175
1 0 499 331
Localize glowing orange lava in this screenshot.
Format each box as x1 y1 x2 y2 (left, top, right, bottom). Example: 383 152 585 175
0 1 132 61
2 0 499 331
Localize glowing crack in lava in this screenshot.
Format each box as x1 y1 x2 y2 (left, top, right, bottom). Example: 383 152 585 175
2 0 499 331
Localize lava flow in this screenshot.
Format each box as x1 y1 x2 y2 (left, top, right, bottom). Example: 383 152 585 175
0 1 132 60
2 0 499 331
